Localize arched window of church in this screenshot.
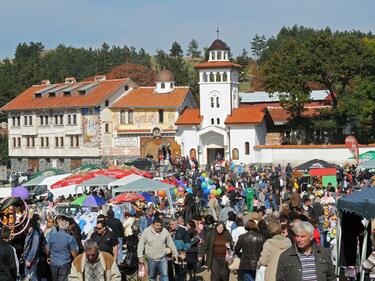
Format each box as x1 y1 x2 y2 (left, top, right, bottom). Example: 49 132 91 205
217 118 220 125
210 97 214 108
216 97 220 107
209 73 215 82
211 118 214 125
202 73 207 82
245 142 250 155
223 72 228 82
161 82 165 89
170 82 174 88
232 148 239 160
216 73 221 82
217 51 222 60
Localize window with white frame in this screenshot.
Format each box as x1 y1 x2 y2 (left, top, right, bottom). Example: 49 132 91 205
13 138 21 148
55 136 64 147
70 136 80 147
128 110 134 124
26 136 35 148
120 111 126 124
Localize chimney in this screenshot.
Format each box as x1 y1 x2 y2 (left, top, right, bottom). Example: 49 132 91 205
65 77 76 84
41 80 50 86
94 75 106 82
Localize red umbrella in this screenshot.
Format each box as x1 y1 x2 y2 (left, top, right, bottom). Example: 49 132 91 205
96 169 135 179
127 167 153 178
161 179 178 186
51 174 95 189
110 193 145 204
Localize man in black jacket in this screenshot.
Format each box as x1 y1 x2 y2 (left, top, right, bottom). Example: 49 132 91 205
0 227 18 281
106 209 124 263
276 221 335 281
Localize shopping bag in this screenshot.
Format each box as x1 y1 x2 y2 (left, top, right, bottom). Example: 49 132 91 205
255 265 266 281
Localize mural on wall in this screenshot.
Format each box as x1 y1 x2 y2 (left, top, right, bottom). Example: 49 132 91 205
118 110 177 129
82 108 100 147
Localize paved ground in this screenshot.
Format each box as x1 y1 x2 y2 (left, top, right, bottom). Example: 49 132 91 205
196 265 237 281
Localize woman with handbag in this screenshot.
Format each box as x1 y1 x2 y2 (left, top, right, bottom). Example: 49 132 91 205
234 220 265 281
203 222 233 281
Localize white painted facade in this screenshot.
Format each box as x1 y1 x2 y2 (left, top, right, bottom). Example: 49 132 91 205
7 79 135 160
176 41 261 165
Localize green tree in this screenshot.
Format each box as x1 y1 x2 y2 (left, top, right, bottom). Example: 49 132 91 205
250 34 266 61
187 39 201 59
236 48 250 82
169 41 183 58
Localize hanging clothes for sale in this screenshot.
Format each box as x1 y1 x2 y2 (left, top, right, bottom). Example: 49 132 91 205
340 211 372 266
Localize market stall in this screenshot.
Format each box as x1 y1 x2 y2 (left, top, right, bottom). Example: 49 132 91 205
336 188 375 281
111 174 175 215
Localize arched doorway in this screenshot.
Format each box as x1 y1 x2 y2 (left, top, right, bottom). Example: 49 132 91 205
140 137 181 161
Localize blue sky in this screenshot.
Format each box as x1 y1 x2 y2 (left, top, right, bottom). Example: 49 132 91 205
1 0 374 59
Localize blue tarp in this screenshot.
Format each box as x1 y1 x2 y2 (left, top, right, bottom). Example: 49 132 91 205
337 187 375 219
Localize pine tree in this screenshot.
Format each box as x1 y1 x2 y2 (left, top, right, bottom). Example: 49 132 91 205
187 39 201 59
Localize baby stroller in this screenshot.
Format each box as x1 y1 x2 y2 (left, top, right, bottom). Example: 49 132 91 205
119 241 139 281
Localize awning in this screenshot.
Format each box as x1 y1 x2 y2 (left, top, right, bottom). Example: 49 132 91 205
108 174 143 188
337 188 375 219
112 175 174 197
39 173 71 188
295 159 337 171
78 175 117 187
309 168 336 176
23 175 48 186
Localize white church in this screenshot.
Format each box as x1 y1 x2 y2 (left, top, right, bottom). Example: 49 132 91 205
175 39 268 165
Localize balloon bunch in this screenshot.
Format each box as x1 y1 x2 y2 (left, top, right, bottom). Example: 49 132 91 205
199 174 222 197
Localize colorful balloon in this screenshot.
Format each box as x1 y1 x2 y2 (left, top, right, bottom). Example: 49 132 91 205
157 190 166 197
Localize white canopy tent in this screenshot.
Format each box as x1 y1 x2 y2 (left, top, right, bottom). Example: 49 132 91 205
107 174 142 188
40 173 71 188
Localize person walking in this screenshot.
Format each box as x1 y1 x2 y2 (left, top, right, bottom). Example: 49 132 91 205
258 220 291 281
207 193 221 221
90 221 119 259
276 221 335 281
22 218 41 281
47 218 78 281
106 209 125 263
245 185 255 212
137 218 178 281
0 227 18 281
69 239 121 281
204 222 233 281
234 220 265 281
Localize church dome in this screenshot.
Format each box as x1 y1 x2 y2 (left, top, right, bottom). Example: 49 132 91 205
208 39 230 50
155 69 175 82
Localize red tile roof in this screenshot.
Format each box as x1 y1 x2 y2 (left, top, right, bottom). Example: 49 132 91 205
117 129 176 133
267 106 330 124
1 79 128 111
111 87 190 108
194 61 242 69
175 108 202 125
225 107 265 124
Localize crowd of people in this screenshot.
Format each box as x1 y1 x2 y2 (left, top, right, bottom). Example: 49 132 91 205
0 160 374 281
